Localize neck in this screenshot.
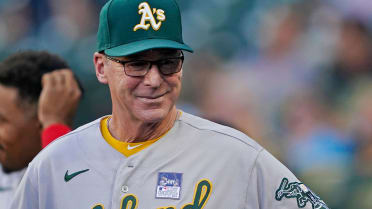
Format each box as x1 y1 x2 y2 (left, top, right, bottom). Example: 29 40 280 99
108 107 179 143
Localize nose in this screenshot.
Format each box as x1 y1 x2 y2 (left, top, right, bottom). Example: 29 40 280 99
142 64 163 87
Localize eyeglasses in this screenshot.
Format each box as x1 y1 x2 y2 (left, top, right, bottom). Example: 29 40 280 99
106 52 184 77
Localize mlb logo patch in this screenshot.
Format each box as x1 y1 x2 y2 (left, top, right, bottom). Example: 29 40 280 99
155 172 182 199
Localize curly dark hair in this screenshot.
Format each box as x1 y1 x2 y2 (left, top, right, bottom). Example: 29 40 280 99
0 50 82 105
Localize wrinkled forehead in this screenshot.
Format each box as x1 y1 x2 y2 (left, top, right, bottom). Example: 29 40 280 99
125 49 181 60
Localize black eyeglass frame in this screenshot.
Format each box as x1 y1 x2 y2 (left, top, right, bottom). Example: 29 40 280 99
105 51 184 77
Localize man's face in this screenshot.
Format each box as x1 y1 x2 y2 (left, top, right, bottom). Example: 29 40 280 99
0 85 41 172
102 49 183 123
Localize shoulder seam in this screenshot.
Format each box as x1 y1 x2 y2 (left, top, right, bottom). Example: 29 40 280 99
244 148 264 208
57 120 101 139
179 118 261 151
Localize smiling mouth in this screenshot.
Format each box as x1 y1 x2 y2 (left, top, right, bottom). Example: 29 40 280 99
138 92 167 99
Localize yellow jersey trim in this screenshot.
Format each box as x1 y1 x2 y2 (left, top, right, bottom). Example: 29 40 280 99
100 116 169 157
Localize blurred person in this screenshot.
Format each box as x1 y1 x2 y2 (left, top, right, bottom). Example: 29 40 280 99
280 90 355 208
182 52 272 151
196 69 277 153
0 3 33 57
0 50 82 208
47 0 97 38
11 0 328 208
31 0 100 62
229 5 317 141
319 18 372 109
340 81 372 209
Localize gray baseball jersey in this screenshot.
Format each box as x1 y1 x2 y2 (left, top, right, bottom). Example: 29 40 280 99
0 164 25 209
10 112 328 209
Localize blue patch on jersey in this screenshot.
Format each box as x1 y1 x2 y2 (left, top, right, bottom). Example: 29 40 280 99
155 172 182 199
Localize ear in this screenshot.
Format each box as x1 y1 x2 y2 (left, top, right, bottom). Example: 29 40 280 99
178 68 183 80
93 52 108 84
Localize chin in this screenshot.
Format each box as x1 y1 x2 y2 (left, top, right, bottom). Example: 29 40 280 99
1 164 13 173
135 108 170 123
0 159 17 173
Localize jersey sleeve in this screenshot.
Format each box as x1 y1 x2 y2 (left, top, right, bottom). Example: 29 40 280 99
246 149 330 209
41 124 71 148
9 163 39 209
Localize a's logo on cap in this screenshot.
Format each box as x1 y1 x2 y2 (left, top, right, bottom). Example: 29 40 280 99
134 2 166 31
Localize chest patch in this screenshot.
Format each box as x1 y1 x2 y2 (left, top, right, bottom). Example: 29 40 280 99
155 172 182 199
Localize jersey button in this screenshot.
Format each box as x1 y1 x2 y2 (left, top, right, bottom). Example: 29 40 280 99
121 185 129 193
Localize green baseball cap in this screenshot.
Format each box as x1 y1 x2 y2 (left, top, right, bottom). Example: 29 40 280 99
97 0 193 57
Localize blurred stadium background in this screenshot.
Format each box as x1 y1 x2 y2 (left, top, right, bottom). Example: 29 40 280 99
1 0 372 208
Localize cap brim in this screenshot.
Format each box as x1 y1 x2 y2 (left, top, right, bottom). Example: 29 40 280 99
104 39 193 57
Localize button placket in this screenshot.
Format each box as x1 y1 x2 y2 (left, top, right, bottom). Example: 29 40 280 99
117 160 136 194
111 157 142 209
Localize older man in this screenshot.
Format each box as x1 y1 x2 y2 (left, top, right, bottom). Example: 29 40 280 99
11 0 328 209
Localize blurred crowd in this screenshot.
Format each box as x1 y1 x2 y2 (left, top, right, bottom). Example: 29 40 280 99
1 0 372 208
